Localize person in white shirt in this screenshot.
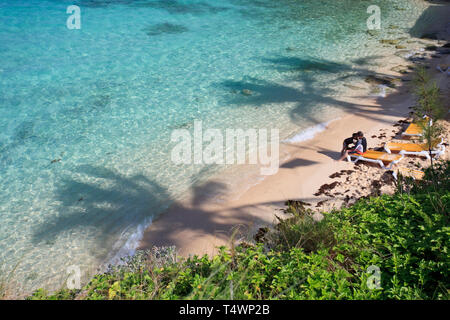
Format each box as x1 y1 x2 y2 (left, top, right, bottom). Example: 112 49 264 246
338 132 365 161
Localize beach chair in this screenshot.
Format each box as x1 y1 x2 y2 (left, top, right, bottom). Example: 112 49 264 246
384 138 445 160
391 167 425 180
401 116 432 138
347 150 404 169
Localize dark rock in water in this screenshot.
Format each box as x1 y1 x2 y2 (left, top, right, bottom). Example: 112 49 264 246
343 83 364 90
436 48 450 55
143 23 188 36
50 159 61 164
14 121 35 141
425 45 438 51
393 6 406 11
391 65 409 74
133 0 229 15
420 33 438 40
366 30 380 37
410 57 426 63
78 0 116 8
173 121 193 130
365 75 399 88
364 76 385 85
379 39 399 45
92 95 111 108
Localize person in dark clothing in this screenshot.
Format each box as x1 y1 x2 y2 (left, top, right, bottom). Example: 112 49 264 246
341 132 358 156
357 131 367 152
338 132 365 161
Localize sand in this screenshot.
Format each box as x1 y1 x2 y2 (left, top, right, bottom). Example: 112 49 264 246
139 4 450 258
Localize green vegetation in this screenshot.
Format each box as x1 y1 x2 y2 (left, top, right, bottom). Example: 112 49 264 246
412 66 446 121
412 66 447 169
29 161 450 300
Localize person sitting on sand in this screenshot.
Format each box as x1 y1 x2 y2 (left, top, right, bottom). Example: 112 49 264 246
341 132 358 156
357 131 367 153
338 131 366 161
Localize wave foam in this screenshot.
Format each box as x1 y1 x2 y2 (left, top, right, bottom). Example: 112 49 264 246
282 118 339 144
107 217 154 266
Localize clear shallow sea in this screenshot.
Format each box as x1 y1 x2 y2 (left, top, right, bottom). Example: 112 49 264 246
0 0 430 292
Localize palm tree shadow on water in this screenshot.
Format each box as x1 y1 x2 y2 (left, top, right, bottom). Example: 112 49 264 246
219 54 410 127
31 165 172 260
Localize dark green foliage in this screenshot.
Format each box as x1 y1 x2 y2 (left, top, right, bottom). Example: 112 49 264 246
268 200 336 253
29 288 80 300
411 66 446 170
412 66 446 121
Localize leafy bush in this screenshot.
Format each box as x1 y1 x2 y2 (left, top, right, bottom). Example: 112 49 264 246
267 200 336 253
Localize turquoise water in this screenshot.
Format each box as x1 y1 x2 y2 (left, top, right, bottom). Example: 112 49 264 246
0 0 429 292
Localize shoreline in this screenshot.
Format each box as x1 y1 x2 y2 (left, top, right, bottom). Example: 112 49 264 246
138 2 450 258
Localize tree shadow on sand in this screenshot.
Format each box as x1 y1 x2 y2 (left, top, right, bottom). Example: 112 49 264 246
281 158 318 169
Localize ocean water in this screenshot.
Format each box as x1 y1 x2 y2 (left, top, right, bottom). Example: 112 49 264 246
0 0 430 293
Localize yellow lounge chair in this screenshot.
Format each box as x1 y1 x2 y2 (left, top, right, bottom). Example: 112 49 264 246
402 123 423 137
392 167 425 180
384 138 445 160
401 116 432 138
347 150 404 169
